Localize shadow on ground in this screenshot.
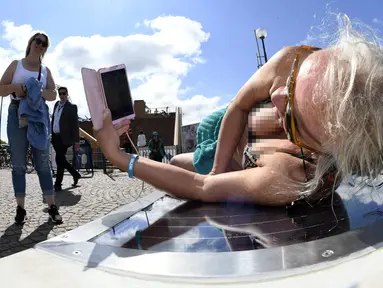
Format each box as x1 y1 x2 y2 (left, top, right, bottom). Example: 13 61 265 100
42 186 81 213
0 186 81 259
0 222 55 258
55 187 82 207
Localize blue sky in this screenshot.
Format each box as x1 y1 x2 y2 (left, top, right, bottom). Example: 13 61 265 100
1 0 379 99
0 0 382 140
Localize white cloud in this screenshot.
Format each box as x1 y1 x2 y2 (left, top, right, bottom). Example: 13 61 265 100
298 34 316 45
0 16 224 142
372 18 383 24
1 21 44 52
178 86 194 96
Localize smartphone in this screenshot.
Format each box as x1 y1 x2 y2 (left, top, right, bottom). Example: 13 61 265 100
81 64 135 131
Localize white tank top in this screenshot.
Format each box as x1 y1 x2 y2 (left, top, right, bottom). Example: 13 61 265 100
11 60 48 100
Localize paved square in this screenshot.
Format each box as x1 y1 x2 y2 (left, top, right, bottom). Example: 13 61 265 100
0 169 155 258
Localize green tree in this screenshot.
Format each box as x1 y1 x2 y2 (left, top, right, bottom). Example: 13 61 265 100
0 139 7 145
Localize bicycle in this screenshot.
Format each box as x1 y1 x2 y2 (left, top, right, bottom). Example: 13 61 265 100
26 145 34 174
0 145 11 169
0 144 51 175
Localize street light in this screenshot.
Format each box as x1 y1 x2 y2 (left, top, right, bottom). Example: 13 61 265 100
256 28 268 39
254 28 268 68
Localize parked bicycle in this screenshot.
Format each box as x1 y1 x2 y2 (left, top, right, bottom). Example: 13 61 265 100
0 144 55 176
25 145 57 175
26 145 34 174
0 144 11 169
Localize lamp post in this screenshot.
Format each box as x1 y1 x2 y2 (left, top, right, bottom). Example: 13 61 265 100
254 28 268 68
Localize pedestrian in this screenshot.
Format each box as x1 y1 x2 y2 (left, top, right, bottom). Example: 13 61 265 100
148 131 165 162
51 86 81 191
137 130 147 147
0 32 62 224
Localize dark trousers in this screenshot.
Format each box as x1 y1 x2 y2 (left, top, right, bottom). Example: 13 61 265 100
52 134 80 186
123 143 133 154
149 152 163 162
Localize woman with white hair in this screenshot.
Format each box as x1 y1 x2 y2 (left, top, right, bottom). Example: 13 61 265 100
95 14 383 206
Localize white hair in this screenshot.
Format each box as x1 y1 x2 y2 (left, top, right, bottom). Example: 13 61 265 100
300 13 383 199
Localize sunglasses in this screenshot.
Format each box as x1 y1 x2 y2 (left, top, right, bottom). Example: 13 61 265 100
59 92 67 96
284 45 322 182
285 45 321 154
34 38 48 48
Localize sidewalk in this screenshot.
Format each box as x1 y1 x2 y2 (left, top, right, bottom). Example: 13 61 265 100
0 169 154 258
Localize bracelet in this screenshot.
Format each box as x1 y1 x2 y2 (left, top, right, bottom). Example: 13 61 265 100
127 154 139 178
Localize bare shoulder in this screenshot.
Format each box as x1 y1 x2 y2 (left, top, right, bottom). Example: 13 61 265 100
44 66 52 75
9 60 18 69
260 46 300 70
269 46 301 74
0 60 18 84
246 46 300 85
4 60 18 74
256 152 307 182
271 46 315 72
232 46 302 112
272 46 300 60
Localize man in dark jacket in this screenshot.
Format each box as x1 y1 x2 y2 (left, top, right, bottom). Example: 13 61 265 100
148 131 165 162
51 87 81 191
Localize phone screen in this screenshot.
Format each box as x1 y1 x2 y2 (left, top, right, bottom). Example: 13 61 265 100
100 68 134 121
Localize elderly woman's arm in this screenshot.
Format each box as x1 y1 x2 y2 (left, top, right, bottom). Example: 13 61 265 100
113 151 305 206
96 109 306 206
211 46 299 175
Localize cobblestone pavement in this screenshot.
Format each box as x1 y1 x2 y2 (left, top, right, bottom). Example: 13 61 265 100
0 168 155 258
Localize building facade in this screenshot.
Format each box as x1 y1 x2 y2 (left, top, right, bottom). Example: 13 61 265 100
79 100 177 147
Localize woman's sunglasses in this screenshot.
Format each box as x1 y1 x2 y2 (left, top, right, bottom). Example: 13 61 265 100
34 38 48 48
285 45 321 181
285 45 321 154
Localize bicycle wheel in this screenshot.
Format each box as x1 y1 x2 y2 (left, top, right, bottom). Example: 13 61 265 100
26 154 34 174
0 155 4 168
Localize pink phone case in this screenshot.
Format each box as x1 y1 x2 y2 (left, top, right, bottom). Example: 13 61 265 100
81 67 106 131
98 64 136 126
81 64 135 130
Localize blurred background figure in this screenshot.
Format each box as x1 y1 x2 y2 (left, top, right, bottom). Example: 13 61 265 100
137 130 147 147
148 131 165 162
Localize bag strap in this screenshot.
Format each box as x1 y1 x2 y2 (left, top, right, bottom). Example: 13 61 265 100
37 64 42 81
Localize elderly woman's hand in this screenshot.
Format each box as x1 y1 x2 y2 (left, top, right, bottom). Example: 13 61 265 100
95 109 131 161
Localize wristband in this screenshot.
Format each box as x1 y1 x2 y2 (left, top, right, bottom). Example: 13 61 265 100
127 154 138 178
